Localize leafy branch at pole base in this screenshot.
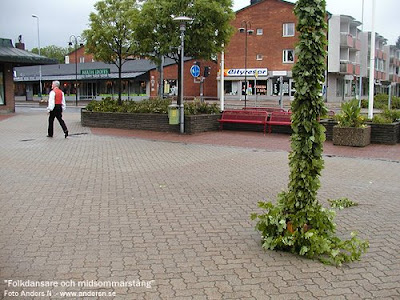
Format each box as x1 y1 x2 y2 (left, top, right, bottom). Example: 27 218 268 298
251 0 368 266
328 198 359 210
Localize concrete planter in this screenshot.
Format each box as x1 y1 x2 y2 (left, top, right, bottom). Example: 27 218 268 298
81 109 221 134
319 119 338 141
333 126 371 147
368 122 400 145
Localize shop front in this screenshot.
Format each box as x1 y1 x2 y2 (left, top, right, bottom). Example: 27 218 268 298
218 68 295 103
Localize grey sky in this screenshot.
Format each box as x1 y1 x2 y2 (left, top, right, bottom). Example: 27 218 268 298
0 0 398 51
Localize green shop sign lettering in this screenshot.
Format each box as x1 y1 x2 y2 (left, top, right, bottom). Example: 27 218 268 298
81 69 110 76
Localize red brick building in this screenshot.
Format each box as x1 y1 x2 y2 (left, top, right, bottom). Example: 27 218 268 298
149 59 218 99
66 46 95 64
219 0 298 102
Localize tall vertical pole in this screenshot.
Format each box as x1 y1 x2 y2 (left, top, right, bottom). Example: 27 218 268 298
70 35 81 106
75 43 78 106
173 16 193 134
358 0 364 107
32 15 42 100
180 25 185 134
244 22 248 108
368 0 376 119
279 76 284 109
220 46 225 111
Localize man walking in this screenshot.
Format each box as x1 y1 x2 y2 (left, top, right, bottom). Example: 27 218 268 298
47 80 68 138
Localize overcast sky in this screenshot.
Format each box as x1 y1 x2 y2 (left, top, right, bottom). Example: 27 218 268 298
0 0 398 51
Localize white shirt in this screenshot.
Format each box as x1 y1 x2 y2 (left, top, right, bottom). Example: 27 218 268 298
47 88 66 112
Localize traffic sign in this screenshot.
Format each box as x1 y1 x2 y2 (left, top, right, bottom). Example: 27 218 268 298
190 65 200 78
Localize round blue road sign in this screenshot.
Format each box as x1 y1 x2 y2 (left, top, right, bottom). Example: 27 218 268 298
190 65 200 78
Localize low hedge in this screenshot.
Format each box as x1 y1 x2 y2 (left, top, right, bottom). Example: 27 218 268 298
361 94 400 110
85 97 220 115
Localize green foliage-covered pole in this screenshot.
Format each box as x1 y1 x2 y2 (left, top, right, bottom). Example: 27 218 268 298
287 0 327 214
251 0 369 266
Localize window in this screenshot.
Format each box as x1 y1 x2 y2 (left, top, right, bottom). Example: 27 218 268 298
0 71 4 105
283 49 294 63
256 28 263 35
79 57 85 63
256 54 263 60
65 56 70 64
283 23 295 37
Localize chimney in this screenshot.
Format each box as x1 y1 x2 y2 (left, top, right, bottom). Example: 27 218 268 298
15 43 25 50
15 35 25 50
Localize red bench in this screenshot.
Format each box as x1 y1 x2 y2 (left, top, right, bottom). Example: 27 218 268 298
243 107 285 113
218 110 269 134
266 111 292 133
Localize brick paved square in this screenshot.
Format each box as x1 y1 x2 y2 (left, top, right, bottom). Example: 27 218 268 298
0 111 399 299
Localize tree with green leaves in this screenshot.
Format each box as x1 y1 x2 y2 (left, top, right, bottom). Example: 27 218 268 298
83 0 140 104
135 0 235 103
251 0 368 266
31 45 69 64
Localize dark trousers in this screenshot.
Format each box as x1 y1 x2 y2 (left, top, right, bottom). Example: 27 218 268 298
48 104 68 137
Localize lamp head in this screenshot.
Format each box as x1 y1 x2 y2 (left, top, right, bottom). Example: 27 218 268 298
172 16 193 23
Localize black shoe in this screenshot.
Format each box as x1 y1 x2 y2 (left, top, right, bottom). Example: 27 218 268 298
64 131 68 138
47 135 53 138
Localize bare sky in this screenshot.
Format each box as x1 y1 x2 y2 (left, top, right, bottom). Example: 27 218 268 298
0 0 398 51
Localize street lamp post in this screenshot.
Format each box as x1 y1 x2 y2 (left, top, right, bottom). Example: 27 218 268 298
173 16 193 134
69 35 83 107
239 21 254 108
32 14 42 100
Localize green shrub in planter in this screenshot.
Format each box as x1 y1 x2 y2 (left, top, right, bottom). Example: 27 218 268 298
372 114 393 124
371 109 400 124
335 99 366 128
184 99 220 115
361 94 400 109
85 98 220 116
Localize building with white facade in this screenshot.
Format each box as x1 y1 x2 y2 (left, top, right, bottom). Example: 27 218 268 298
327 15 362 102
384 45 400 97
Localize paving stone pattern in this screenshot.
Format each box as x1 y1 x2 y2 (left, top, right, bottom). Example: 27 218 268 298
0 111 399 299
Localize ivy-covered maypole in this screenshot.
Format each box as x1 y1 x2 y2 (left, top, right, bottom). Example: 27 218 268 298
251 0 368 266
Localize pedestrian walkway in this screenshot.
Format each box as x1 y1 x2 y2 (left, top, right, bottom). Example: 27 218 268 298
1 111 399 299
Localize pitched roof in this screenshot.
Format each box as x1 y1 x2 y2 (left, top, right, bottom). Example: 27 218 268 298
0 38 57 65
13 57 189 82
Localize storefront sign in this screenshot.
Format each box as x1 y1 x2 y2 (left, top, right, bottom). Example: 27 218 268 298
224 68 268 77
81 69 110 76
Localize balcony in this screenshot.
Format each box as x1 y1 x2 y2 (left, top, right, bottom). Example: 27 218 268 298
340 61 354 74
376 49 384 60
353 38 361 51
340 33 353 48
354 64 360 76
389 74 400 83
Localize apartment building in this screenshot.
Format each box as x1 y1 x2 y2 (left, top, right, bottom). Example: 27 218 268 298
219 0 298 102
221 0 399 103
384 45 400 97
327 15 362 102
360 32 388 96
